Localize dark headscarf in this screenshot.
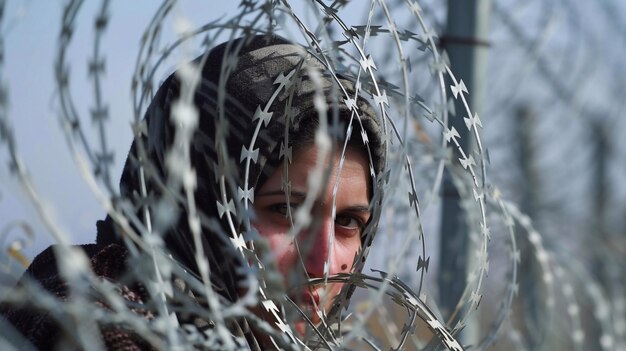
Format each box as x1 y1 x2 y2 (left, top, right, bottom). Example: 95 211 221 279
97 34 385 343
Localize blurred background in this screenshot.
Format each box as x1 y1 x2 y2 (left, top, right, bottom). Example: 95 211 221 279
1 1 625 350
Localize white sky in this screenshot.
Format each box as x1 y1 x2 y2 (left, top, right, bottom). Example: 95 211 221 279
0 1 242 259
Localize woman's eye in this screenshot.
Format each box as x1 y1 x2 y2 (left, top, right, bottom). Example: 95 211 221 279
335 215 362 229
270 203 297 217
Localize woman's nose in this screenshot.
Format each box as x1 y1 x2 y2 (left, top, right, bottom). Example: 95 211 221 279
301 219 333 279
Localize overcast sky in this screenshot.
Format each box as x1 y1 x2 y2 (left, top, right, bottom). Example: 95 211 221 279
0 1 244 259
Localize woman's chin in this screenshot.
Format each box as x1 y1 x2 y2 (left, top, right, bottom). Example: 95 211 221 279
291 305 324 338
294 320 307 337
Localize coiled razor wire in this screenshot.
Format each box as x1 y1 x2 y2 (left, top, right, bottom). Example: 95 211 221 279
1 0 625 350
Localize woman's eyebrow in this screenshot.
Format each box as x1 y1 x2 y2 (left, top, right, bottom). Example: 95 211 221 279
342 205 371 213
255 190 307 198
256 191 371 213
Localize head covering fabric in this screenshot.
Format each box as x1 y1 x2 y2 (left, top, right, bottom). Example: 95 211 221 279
96 35 386 341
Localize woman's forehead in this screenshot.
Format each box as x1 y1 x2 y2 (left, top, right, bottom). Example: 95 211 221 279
260 144 371 200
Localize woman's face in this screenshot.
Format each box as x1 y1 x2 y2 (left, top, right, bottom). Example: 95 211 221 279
253 143 371 335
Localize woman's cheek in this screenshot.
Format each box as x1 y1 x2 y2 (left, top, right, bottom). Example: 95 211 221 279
335 237 361 265
255 224 297 270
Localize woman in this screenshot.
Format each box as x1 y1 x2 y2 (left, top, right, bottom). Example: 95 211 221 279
1 35 385 349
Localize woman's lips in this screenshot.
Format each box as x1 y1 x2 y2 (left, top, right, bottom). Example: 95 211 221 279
304 288 321 307
288 288 322 335
289 287 321 309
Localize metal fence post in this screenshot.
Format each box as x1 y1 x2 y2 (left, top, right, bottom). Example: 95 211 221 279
438 0 491 342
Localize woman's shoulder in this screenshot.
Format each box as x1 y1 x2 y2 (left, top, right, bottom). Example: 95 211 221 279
22 242 128 284
1 242 155 350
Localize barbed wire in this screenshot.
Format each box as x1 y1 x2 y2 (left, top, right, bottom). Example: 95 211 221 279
1 0 625 350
